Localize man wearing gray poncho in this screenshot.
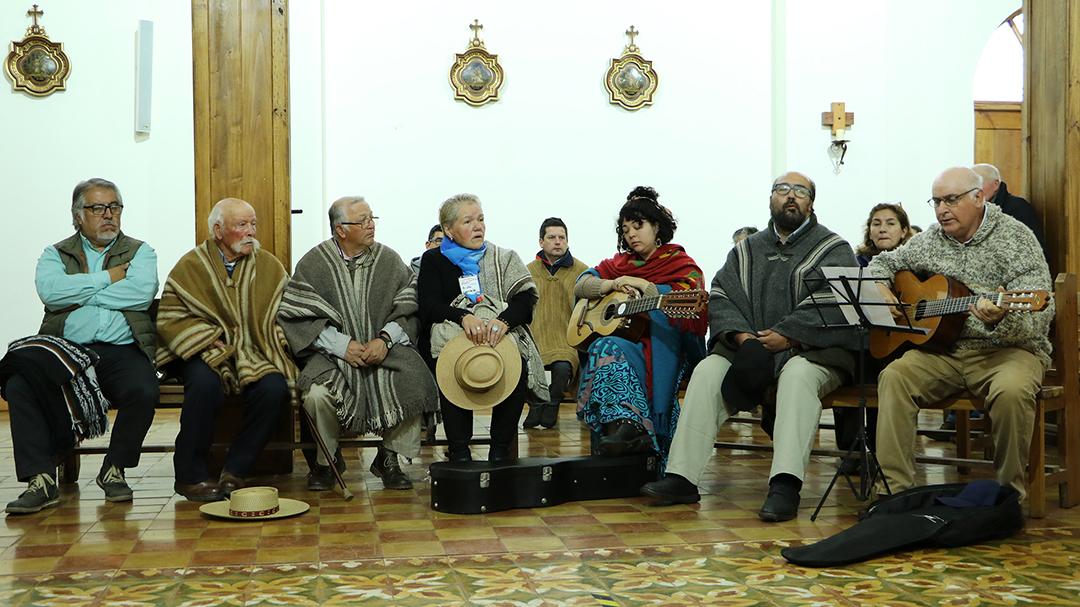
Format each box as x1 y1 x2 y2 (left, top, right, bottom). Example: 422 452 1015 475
643 171 859 522
279 197 440 491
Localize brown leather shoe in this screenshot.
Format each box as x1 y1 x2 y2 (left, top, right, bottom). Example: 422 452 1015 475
218 471 245 497
174 480 223 502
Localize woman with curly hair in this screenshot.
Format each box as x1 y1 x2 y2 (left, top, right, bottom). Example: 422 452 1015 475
574 186 707 463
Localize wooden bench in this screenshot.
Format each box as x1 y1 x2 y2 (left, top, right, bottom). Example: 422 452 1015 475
714 272 1080 518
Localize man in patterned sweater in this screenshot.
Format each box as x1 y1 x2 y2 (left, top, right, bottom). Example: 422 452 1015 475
522 217 588 429
870 166 1052 499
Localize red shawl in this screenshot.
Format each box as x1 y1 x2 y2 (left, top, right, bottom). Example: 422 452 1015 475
594 243 708 336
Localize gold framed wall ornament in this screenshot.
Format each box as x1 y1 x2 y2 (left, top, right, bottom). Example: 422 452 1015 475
5 4 70 97
605 26 657 111
449 20 503 106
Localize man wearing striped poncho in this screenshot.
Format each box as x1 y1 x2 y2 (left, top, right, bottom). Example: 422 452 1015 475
157 198 297 503
642 171 860 522
278 197 440 491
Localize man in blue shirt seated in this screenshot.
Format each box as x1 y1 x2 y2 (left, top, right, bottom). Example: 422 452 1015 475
4 178 159 514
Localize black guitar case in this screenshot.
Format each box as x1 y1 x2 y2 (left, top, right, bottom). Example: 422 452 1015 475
429 454 658 514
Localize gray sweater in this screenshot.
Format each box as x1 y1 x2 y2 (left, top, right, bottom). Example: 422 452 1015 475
868 203 1053 369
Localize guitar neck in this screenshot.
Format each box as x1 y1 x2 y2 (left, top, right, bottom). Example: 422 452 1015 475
613 294 664 318
914 293 999 319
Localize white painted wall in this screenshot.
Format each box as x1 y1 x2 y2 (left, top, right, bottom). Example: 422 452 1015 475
293 0 1017 282
0 1 194 352
0 0 1017 353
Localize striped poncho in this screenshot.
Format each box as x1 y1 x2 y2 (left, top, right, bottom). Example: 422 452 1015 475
709 214 860 390
155 241 297 394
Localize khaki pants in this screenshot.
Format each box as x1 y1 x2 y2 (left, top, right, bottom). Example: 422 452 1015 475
666 354 843 485
875 347 1043 499
302 384 422 466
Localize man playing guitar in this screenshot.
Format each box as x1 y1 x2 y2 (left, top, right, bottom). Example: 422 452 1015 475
869 166 1053 501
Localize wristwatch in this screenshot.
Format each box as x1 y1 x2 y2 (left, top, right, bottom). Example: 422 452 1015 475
378 332 393 349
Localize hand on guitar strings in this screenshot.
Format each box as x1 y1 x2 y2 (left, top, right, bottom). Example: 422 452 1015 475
970 287 1005 326
875 283 906 322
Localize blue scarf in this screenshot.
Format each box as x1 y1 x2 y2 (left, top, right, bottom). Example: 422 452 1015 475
441 237 487 303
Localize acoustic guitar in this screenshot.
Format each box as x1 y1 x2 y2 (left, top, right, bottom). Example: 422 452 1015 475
566 289 707 351
868 270 1050 359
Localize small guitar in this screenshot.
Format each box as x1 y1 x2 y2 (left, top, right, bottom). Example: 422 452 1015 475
868 271 1050 359
566 289 707 351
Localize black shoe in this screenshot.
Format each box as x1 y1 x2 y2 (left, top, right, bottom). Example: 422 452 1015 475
96 463 133 502
370 447 412 490
488 446 512 462
759 474 801 522
174 480 224 502
522 405 543 429
641 474 701 505
307 464 335 491
218 471 245 497
539 404 559 429
6 473 60 514
598 420 651 456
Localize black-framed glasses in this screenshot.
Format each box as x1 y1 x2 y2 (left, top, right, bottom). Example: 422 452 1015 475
772 183 812 200
427 236 444 245
339 216 378 227
927 188 977 208
83 203 124 216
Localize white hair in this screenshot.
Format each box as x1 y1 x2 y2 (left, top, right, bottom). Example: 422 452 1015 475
439 193 481 229
972 163 1001 183
207 203 225 233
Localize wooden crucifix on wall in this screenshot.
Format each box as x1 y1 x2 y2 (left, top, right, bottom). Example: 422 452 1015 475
821 101 855 140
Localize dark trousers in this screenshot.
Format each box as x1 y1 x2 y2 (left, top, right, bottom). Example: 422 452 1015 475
545 361 574 407
6 343 158 482
440 360 528 458
173 358 289 484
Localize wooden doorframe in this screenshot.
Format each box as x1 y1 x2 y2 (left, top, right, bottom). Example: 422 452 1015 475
191 0 292 269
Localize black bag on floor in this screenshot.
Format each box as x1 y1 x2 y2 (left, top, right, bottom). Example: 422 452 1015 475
429 454 658 514
781 480 1024 567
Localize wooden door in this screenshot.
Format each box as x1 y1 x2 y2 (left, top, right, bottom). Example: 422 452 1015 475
192 0 292 269
974 102 1024 197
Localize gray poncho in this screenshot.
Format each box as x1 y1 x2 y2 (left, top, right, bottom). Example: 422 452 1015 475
710 214 860 381
278 240 440 434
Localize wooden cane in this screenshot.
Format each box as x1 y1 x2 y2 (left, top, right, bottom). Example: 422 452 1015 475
300 405 354 501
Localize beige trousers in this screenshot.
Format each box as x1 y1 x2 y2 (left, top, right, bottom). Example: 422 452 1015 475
666 353 843 485
875 347 1043 499
302 384 422 466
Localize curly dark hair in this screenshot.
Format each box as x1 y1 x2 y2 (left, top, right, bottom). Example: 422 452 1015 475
615 186 677 253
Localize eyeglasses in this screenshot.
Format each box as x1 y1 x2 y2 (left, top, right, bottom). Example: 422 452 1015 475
339 216 378 227
83 203 124 216
927 188 977 208
772 183 812 200
427 237 444 246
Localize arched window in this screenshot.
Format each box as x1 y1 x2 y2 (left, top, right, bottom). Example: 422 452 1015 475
973 8 1023 102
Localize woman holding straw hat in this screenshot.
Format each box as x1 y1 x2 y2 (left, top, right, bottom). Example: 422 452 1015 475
417 194 548 462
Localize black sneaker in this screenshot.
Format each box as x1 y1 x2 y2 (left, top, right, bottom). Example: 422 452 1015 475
6 473 60 514
522 406 543 429
96 464 133 502
641 474 701 505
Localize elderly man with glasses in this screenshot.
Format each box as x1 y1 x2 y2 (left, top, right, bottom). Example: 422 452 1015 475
869 166 1052 501
1 178 159 513
641 171 859 522
279 197 439 491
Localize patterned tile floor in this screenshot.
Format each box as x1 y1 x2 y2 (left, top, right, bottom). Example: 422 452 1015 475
0 407 1076 606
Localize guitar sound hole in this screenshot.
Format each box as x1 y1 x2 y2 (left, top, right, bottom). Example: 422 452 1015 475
603 305 616 321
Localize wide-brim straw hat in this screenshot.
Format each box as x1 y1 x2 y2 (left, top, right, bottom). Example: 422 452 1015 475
199 486 309 520
436 332 522 411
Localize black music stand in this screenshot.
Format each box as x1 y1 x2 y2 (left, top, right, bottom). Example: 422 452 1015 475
801 267 926 521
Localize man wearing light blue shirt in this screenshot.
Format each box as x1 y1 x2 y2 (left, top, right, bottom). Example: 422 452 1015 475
4 178 159 514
